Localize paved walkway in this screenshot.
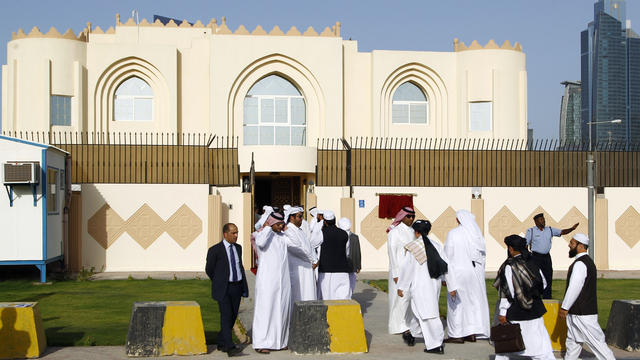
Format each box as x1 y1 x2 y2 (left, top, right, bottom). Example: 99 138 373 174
36 271 639 359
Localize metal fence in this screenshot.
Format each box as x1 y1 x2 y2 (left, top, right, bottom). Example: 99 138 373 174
317 138 640 187
1 131 240 186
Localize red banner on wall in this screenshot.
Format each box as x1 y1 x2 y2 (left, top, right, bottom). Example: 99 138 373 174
378 194 413 218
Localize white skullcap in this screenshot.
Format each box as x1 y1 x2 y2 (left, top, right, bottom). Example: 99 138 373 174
317 209 325 215
573 233 590 246
323 210 335 221
338 217 352 232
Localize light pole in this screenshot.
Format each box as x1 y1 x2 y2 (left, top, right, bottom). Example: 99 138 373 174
586 119 622 258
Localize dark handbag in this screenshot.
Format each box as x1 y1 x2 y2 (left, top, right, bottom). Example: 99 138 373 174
490 322 525 354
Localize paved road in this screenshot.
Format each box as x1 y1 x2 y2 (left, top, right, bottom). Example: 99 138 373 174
36 271 639 359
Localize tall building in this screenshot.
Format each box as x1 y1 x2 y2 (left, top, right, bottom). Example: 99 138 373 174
581 0 640 148
559 81 582 143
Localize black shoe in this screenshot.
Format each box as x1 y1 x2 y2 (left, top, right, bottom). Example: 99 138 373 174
443 337 464 344
424 345 444 354
217 345 226 352
463 334 476 342
227 346 242 357
402 331 415 346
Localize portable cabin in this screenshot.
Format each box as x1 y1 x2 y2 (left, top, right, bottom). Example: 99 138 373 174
0 136 69 282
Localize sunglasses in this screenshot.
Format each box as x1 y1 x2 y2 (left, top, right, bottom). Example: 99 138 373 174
406 215 415 218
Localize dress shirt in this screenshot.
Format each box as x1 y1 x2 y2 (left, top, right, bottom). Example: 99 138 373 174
525 226 561 254
561 253 588 310
223 239 243 282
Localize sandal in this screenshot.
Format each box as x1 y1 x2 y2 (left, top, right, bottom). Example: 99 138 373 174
255 349 270 354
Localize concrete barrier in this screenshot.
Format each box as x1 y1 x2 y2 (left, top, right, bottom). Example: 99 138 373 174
125 301 206 357
542 299 568 351
0 302 47 359
605 300 640 351
289 299 367 354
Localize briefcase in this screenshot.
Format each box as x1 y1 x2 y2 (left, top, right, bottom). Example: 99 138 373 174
490 322 525 354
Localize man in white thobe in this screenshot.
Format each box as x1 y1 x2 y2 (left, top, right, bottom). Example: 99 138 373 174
284 206 318 304
251 212 292 354
397 220 448 354
387 206 417 342
559 234 615 360
494 235 555 360
443 209 490 343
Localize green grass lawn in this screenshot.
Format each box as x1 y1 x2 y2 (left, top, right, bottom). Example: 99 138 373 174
365 278 640 330
0 279 219 346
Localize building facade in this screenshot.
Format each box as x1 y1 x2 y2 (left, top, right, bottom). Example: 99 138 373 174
581 0 640 148
559 80 582 143
7 15 639 276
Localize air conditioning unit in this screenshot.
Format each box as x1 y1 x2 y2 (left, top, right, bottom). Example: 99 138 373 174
3 162 40 184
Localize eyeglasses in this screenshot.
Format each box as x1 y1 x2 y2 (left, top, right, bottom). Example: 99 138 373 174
295 214 304 218
406 215 415 218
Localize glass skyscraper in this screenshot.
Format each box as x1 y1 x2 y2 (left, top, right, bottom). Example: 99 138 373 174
581 0 640 148
560 81 582 143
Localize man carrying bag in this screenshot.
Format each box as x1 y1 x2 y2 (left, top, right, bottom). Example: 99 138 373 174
492 235 555 360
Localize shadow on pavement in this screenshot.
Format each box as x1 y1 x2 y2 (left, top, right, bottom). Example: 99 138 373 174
353 287 377 315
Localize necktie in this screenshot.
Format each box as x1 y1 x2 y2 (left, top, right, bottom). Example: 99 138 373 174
229 245 238 282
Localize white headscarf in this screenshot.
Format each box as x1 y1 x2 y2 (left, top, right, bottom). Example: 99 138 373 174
309 207 318 218
338 217 352 235
255 205 274 231
285 206 303 223
456 209 486 259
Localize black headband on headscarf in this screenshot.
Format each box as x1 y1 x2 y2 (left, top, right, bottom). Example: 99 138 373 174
412 220 447 279
402 206 416 215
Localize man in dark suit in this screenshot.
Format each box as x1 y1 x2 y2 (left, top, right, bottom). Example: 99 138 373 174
205 223 248 357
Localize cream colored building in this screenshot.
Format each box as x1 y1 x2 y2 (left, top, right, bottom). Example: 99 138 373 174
2 15 579 276
2 15 528 174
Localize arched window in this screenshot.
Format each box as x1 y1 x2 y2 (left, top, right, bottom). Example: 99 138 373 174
243 75 306 145
114 77 153 121
392 82 428 124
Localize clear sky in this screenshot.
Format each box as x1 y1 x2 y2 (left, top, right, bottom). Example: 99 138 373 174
0 0 638 139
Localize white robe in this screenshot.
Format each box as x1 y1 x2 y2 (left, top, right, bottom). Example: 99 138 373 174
562 253 615 360
496 264 555 360
284 224 317 303
444 226 490 338
397 237 446 349
252 228 292 350
387 222 415 334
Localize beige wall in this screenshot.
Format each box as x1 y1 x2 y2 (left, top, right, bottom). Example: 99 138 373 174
81 184 209 271
604 188 640 270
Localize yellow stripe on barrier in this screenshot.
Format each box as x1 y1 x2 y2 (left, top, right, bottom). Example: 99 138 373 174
0 302 47 359
160 301 207 356
326 300 368 353
543 300 568 351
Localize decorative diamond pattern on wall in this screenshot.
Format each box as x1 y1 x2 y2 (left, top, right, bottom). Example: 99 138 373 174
489 206 522 248
615 206 640 249
165 204 203 249
87 203 203 249
488 206 587 247
88 204 125 249
126 204 166 249
360 206 426 250
431 206 458 243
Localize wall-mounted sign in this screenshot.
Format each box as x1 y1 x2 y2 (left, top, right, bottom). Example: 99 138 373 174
359 200 365 208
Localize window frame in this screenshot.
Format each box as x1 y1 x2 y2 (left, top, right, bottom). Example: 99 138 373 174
47 167 59 215
391 82 429 125
468 101 493 132
50 95 72 126
113 77 154 122
243 94 306 146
